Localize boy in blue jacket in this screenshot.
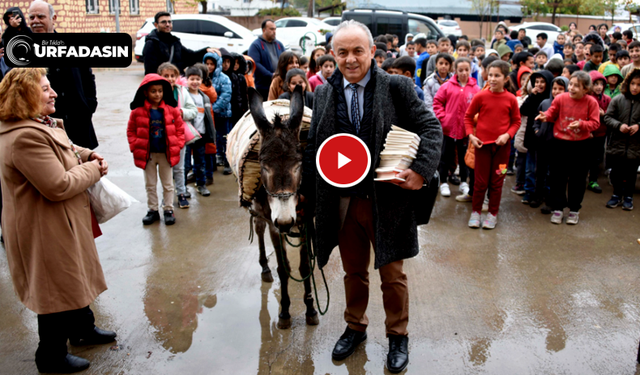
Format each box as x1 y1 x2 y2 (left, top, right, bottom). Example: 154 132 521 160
203 51 233 175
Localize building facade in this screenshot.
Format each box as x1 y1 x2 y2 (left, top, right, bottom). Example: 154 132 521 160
7 0 198 37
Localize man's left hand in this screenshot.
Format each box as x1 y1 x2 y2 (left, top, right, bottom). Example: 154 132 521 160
206 47 221 56
389 169 424 190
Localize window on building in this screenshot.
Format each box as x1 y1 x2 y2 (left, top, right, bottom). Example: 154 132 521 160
108 0 121 14
129 0 139 15
86 0 99 14
166 0 174 13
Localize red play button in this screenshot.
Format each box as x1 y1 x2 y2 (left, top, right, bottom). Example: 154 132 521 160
316 134 371 188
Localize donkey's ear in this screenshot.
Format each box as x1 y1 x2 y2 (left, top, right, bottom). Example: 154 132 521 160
248 87 271 136
288 84 304 134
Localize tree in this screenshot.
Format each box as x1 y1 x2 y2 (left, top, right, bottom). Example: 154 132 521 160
469 0 492 39
623 0 639 22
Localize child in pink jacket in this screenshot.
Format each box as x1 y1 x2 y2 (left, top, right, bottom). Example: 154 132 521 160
433 57 480 199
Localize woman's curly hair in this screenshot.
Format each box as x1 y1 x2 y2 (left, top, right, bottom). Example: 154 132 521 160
0 68 48 122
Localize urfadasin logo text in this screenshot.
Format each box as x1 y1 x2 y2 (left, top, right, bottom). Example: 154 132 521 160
5 33 132 68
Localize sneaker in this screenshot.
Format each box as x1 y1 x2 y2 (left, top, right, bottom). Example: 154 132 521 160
455 193 472 202
223 167 233 175
164 210 176 225
196 185 211 196
529 199 542 208
622 197 634 211
587 181 603 194
448 174 461 186
216 155 224 166
540 205 552 215
550 210 563 224
460 182 470 195
482 213 497 229
511 184 525 195
439 183 451 197
521 193 531 205
506 168 515 175
206 177 214 185
468 212 481 228
606 195 621 208
178 194 189 209
142 210 160 225
566 211 579 225
186 171 196 184
482 196 489 212
184 190 192 199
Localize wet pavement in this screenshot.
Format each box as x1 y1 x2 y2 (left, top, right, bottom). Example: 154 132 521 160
1 63 640 374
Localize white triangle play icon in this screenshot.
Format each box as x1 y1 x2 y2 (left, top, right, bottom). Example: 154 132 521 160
338 152 351 169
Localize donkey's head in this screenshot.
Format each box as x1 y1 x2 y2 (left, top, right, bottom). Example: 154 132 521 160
249 85 305 233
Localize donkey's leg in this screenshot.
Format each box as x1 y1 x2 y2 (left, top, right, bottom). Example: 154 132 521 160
268 225 291 329
300 238 319 326
255 217 273 283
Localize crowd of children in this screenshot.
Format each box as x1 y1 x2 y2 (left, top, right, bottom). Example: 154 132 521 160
380 25 640 229
126 23 639 228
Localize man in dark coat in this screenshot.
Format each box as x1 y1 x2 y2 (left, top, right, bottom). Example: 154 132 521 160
29 1 99 149
143 12 213 75
248 19 284 100
301 20 442 374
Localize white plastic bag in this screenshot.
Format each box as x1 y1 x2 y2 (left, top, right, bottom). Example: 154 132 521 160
87 178 138 224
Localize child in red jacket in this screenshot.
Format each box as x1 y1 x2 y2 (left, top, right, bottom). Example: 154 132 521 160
535 71 601 225
127 74 185 226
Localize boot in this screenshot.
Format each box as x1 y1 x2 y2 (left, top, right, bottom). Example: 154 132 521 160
36 353 90 373
69 327 117 346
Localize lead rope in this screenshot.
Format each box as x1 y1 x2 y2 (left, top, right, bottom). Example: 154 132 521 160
277 222 330 315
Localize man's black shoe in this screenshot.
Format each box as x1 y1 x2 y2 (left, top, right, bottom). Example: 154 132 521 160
69 327 117 346
36 353 90 373
387 335 409 373
142 210 160 225
164 210 176 225
332 327 367 360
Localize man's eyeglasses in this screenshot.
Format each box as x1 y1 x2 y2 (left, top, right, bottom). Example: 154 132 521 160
158 20 172 25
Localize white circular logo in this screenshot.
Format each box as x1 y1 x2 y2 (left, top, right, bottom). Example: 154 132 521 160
6 35 33 67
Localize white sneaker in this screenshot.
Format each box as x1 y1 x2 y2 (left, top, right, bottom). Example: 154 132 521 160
460 182 469 195
456 193 472 202
468 212 481 228
551 210 563 224
483 213 497 229
566 211 579 225
440 183 451 197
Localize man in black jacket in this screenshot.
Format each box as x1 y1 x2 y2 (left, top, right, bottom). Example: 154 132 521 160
143 12 215 75
28 1 99 149
302 20 442 374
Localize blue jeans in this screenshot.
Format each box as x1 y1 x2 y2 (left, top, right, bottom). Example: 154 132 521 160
191 139 207 187
214 115 232 160
524 151 536 194
516 150 527 185
184 145 192 175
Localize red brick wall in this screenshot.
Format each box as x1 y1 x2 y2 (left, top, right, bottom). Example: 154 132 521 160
9 0 199 40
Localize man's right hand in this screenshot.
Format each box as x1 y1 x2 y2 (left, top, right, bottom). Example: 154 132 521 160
620 124 630 133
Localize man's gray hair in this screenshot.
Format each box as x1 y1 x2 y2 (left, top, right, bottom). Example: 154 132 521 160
333 20 374 48
31 1 55 18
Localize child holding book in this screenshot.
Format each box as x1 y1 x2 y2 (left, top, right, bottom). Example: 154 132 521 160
127 75 185 225
433 57 480 198
464 60 521 229
535 71 601 224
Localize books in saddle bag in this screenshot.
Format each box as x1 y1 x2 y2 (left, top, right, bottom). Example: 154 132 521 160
375 125 421 181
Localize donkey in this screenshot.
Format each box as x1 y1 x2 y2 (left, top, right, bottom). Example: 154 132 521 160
247 85 319 329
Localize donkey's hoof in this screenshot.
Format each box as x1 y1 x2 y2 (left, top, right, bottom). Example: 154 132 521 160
277 318 292 329
261 271 274 283
306 313 320 326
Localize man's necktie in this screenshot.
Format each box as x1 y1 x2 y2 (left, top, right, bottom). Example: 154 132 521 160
348 83 360 134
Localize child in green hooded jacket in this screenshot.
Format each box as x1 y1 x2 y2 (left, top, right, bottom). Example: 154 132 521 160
604 64 624 98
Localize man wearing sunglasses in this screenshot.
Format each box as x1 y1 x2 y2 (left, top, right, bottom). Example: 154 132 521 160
143 11 216 75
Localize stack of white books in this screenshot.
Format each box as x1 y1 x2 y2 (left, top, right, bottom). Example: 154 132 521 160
374 125 420 182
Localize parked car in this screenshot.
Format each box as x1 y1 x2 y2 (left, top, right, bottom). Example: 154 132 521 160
437 19 462 37
322 17 342 27
341 9 444 46
509 22 562 45
134 14 256 62
252 17 335 51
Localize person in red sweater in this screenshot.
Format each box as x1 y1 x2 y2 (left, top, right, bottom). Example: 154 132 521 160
127 74 185 226
464 60 521 229
535 71 601 225
586 70 611 194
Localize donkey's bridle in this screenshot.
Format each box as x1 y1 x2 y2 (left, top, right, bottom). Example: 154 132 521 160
263 184 300 200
